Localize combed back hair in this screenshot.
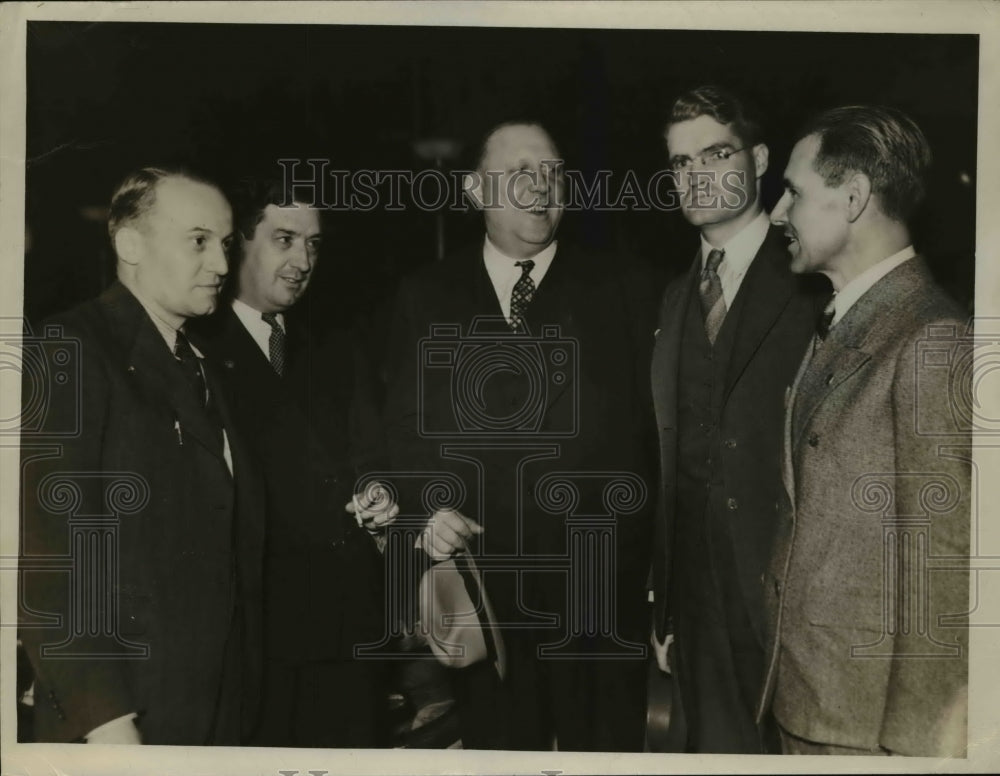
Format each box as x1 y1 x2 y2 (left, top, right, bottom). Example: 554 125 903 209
666 85 765 148
228 175 308 242
797 105 932 222
473 119 562 171
107 166 215 242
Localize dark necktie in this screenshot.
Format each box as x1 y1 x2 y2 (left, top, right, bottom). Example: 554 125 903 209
509 259 536 332
173 330 207 407
261 312 286 376
816 295 837 341
699 248 727 345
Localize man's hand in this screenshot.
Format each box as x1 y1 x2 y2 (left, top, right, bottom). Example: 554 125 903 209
651 629 674 675
86 713 142 744
345 481 400 532
416 509 483 560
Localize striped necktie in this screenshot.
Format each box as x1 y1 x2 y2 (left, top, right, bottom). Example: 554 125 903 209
699 248 727 345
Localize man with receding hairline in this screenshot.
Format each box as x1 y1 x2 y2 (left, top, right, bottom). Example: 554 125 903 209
760 105 970 756
19 167 265 745
385 120 656 750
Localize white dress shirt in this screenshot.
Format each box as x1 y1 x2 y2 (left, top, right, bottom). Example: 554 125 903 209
829 245 916 326
482 236 557 323
699 209 771 308
232 297 285 360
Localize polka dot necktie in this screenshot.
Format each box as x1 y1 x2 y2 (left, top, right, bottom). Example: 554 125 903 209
699 248 727 345
509 259 536 332
261 312 286 376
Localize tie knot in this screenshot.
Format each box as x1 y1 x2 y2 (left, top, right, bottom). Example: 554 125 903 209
173 330 195 359
261 312 281 331
705 249 725 274
515 259 535 276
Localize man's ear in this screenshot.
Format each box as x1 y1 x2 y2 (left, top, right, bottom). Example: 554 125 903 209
752 143 769 179
114 226 142 266
844 172 872 222
463 172 485 210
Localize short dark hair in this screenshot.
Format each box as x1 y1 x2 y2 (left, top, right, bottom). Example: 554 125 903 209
107 166 216 242
228 175 308 242
665 85 765 148
223 175 323 276
797 105 932 222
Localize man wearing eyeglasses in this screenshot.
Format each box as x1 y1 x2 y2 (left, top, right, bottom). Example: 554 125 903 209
648 86 828 753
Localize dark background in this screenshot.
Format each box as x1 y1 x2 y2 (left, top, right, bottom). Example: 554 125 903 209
24 22 978 332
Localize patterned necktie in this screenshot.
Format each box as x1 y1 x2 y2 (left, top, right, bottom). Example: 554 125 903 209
261 312 286 376
699 248 727 345
173 330 207 407
816 294 837 341
509 259 536 332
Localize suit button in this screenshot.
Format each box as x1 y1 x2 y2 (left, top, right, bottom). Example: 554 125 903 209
825 373 835 386
727 497 738 511
808 433 820 447
724 438 737 449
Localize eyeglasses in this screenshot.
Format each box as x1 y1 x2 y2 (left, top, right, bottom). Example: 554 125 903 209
668 146 747 173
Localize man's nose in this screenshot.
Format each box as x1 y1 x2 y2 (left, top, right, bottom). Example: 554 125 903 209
206 243 228 276
287 241 312 271
770 193 790 225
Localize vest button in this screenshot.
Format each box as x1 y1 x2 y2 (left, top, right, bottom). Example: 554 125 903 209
725 438 737 449
774 579 782 595
727 497 738 511
808 433 820 447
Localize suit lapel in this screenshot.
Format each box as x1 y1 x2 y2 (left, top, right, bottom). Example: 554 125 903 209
524 247 577 415
722 228 795 405
651 256 699 433
789 258 932 452
102 283 228 465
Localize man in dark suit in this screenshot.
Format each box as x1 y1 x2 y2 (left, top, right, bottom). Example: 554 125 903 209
760 105 969 756
19 167 265 745
384 120 656 751
196 177 396 747
649 86 827 753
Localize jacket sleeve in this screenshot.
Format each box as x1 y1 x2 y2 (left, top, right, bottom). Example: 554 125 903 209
879 319 971 757
19 318 136 742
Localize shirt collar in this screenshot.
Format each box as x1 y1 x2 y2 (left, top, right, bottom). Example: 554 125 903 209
129 288 204 358
482 236 557 286
699 209 770 276
232 297 285 334
831 245 916 325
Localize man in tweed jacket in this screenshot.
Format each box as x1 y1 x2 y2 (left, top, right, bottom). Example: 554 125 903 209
760 106 971 756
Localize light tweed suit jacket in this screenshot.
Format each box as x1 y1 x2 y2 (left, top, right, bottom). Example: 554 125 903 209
758 257 971 756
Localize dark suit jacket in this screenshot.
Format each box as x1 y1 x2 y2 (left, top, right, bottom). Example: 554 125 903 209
759 258 970 756
196 305 386 663
19 282 265 744
384 241 657 639
650 226 827 646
